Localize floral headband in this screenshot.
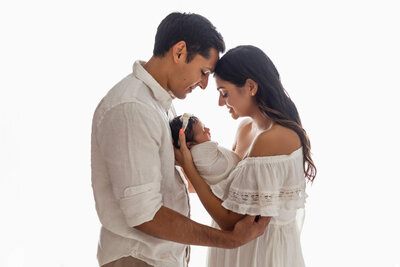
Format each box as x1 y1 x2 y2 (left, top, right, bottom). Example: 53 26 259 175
177 113 192 147
180 113 193 132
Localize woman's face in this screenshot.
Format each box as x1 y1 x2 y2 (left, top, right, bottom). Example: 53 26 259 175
192 120 211 144
215 76 253 119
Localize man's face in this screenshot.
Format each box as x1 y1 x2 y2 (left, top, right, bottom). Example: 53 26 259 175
169 48 219 99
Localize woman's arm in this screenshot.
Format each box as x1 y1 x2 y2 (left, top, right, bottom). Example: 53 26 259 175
174 131 246 231
183 160 245 230
179 167 196 193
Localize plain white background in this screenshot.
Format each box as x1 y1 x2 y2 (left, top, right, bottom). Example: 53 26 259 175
1 0 399 266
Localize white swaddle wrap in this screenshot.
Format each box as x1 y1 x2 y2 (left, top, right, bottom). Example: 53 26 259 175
190 141 240 185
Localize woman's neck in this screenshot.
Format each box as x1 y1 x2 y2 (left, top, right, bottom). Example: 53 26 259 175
250 109 273 132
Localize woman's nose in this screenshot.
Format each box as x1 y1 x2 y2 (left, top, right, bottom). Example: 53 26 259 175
218 93 225 106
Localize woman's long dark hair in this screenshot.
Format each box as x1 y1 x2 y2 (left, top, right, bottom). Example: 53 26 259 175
214 45 316 182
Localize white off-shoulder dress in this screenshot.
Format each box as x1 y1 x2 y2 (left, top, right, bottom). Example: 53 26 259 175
208 147 307 267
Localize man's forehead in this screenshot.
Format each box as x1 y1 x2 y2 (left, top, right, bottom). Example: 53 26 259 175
201 49 219 71
203 60 217 72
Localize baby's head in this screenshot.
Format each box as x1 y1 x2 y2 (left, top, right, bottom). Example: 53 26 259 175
170 114 211 149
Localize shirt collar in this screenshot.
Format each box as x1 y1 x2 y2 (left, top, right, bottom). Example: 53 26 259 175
132 60 174 112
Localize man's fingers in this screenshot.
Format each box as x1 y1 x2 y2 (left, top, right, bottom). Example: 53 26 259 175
256 216 271 228
245 215 256 222
243 215 269 225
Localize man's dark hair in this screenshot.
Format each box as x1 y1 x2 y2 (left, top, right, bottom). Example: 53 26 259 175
153 12 225 63
169 115 199 148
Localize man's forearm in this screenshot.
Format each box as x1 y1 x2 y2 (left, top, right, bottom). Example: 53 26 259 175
135 206 240 248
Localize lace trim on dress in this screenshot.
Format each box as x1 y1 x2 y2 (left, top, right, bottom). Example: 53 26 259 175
227 184 306 205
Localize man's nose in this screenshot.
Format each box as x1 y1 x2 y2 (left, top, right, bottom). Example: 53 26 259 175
199 74 209 90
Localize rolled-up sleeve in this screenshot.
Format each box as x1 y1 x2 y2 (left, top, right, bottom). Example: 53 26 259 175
96 101 164 227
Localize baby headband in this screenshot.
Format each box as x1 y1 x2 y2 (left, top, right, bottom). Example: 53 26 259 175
180 113 193 132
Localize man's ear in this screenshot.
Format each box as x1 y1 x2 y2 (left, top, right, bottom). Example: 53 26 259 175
172 41 187 63
187 141 196 149
246 78 258 96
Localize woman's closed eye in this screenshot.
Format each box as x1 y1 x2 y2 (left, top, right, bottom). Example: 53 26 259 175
218 88 228 98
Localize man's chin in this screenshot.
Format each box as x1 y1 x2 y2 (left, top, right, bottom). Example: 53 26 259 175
175 94 187 100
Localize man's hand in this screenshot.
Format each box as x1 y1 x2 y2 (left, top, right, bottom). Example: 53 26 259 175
135 206 270 249
229 215 270 248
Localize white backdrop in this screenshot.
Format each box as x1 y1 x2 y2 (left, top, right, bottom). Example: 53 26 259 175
1 0 399 266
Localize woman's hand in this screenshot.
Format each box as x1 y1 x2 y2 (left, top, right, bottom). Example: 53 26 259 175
173 129 194 170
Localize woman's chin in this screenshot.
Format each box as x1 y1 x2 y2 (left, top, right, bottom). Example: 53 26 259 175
231 113 239 120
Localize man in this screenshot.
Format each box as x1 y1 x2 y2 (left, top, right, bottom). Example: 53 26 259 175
91 12 269 267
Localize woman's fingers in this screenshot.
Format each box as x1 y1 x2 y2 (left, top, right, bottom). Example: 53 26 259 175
177 129 194 168
178 129 188 151
174 129 187 166
173 146 183 166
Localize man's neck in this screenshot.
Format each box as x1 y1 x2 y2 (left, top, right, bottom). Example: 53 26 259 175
143 56 170 92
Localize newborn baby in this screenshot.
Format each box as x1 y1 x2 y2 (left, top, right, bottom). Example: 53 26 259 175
170 114 240 185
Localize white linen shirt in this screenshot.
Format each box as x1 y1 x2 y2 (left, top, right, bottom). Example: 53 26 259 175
91 61 190 267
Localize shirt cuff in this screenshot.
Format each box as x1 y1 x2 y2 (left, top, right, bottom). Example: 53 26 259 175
119 182 163 227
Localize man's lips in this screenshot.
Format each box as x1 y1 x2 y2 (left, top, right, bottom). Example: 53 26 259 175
187 85 197 92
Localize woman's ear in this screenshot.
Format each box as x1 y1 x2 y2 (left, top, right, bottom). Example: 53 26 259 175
246 78 258 96
172 41 187 63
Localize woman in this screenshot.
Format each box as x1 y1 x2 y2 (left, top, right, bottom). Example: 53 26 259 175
175 45 316 267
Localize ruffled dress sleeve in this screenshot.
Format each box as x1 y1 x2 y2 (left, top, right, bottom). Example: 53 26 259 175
210 147 307 217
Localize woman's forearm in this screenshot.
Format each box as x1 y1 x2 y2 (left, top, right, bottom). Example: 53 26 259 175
184 164 245 230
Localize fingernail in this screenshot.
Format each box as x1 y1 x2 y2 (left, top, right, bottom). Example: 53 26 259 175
179 129 184 135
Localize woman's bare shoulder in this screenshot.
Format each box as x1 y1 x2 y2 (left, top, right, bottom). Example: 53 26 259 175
249 125 301 157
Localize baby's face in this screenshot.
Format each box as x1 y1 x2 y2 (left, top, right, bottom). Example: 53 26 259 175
192 120 211 144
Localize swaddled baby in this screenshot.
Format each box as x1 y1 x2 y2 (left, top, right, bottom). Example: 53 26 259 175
170 114 240 185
